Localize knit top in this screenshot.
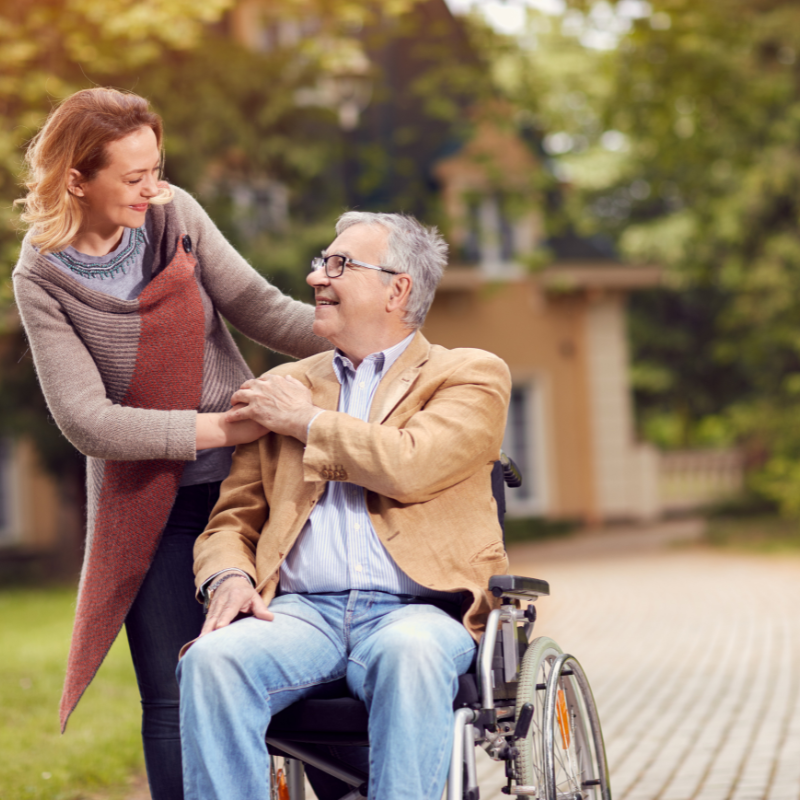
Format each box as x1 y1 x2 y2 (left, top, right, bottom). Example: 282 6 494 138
12 186 330 730
41 215 233 487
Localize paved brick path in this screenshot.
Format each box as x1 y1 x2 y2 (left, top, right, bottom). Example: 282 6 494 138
474 521 800 800
129 521 800 800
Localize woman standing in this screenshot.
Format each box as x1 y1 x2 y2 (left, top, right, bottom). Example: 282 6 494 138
12 87 329 799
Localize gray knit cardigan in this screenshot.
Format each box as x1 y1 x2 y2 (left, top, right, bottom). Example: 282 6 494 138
12 186 329 729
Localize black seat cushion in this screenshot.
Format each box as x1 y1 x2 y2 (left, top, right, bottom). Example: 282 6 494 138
268 673 480 745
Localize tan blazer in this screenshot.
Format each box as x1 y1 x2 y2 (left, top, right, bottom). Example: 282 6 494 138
194 332 512 640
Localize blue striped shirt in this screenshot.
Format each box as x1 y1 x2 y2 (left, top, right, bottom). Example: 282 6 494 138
280 333 452 600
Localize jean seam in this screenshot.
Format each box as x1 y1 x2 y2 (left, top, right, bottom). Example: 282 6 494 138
349 642 474 673
266 671 347 696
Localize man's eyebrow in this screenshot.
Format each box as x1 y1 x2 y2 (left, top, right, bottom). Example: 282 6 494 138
320 250 352 259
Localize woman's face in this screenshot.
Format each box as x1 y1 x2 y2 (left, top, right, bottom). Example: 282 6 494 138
69 126 162 232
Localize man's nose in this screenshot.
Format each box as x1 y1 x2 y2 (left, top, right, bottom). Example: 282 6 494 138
307 268 330 288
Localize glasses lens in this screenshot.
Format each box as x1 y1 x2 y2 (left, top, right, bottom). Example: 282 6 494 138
325 255 346 277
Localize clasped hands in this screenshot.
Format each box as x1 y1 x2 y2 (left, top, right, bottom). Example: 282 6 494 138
226 373 322 444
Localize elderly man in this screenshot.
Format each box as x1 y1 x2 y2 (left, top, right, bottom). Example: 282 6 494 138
178 212 511 800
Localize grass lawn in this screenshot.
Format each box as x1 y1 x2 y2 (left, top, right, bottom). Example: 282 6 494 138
705 514 800 554
0 586 144 800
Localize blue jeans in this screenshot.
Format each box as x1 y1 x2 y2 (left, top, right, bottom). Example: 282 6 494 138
178 590 477 800
124 482 221 800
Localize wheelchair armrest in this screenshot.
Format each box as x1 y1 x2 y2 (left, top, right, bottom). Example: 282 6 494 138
489 574 550 599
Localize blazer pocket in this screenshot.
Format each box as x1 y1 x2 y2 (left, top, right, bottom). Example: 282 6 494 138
469 539 507 565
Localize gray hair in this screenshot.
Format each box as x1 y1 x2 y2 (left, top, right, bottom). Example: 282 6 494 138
335 211 448 329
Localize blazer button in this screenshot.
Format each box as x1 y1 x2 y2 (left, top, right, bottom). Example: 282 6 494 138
182 234 192 253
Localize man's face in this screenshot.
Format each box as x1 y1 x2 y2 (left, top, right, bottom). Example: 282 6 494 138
307 223 393 353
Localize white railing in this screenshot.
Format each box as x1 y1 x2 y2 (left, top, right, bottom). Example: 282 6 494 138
659 449 745 512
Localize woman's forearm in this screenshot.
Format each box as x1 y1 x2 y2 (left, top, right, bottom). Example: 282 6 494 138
196 412 268 450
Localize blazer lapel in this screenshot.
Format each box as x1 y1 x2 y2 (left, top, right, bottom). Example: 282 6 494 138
370 332 431 423
306 355 340 411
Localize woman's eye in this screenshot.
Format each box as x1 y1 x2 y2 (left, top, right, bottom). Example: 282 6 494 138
127 179 142 185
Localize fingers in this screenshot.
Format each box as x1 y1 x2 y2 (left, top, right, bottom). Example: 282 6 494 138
225 403 252 422
230 388 254 407
249 593 275 621
200 581 270 636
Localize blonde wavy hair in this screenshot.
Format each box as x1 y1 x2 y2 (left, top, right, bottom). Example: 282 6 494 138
17 88 174 254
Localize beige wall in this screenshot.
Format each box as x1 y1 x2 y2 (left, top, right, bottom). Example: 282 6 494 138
423 276 598 521
1 438 62 552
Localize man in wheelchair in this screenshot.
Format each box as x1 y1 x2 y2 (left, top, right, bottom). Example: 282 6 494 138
177 211 512 800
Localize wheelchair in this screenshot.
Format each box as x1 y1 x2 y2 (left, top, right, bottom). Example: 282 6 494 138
265 455 611 800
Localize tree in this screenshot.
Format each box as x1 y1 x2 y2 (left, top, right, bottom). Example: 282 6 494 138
0 0 482 475
553 0 800 511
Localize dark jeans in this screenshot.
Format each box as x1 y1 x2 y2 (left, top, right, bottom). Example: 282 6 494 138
124 481 362 800
124 481 221 800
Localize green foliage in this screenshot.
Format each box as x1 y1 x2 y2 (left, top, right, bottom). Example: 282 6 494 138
0 586 142 800
501 0 800 515
705 514 800 553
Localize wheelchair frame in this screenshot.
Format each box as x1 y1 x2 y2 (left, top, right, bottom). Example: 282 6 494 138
265 456 611 800
267 575 610 800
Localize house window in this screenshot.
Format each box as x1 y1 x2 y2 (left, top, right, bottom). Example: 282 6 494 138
502 383 545 513
498 193 515 261
462 196 481 264
230 180 289 240
461 192 516 268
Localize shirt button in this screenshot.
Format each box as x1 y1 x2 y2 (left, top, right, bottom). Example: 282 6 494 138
355 564 363 572
354 523 361 531
359 381 365 388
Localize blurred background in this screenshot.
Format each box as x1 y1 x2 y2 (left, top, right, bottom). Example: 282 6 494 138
3 1 800 798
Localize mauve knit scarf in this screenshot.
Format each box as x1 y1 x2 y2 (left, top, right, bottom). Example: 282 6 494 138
60 235 205 731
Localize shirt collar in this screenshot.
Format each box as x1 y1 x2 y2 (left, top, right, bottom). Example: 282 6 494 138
332 331 416 385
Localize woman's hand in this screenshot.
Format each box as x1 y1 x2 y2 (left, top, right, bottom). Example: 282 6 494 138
225 375 320 443
196 406 268 450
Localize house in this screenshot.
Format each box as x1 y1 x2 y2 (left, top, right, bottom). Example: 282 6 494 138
422 111 662 522
224 0 666 522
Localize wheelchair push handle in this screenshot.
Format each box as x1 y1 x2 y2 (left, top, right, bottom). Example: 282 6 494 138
499 451 522 488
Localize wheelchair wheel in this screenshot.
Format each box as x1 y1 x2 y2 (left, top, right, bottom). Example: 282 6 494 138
514 636 563 798
542 654 610 800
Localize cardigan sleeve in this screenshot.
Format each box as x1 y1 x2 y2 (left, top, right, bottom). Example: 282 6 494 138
174 187 332 360
12 274 197 462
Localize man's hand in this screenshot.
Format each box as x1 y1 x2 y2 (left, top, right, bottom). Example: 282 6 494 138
200 576 273 636
226 375 321 443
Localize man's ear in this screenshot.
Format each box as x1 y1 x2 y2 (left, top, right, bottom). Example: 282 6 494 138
386 274 412 313
67 169 86 198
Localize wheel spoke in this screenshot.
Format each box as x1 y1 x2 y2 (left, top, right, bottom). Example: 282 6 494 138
515 645 609 800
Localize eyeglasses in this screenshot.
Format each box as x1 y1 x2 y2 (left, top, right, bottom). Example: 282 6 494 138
310 254 398 279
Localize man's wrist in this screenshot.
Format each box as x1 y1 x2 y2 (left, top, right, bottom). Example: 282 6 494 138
202 569 254 612
305 409 325 441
